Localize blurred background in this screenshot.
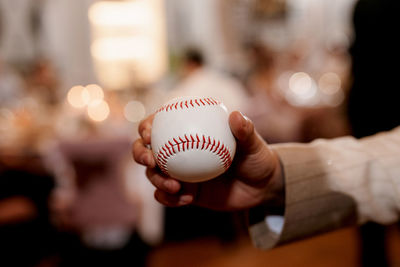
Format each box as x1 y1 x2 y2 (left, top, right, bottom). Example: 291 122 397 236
1 0 399 266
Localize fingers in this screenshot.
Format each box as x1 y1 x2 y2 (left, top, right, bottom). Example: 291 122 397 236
136 113 197 207
146 168 198 207
154 189 195 207
138 114 155 144
132 138 156 168
229 111 265 154
145 168 181 194
133 113 156 167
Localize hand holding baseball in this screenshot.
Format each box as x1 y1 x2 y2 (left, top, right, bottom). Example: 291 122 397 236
132 104 284 211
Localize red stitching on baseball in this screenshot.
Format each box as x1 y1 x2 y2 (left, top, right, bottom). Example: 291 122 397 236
156 97 221 113
190 135 195 149
155 134 233 177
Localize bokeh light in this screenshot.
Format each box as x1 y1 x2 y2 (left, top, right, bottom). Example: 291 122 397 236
289 72 313 96
87 99 110 122
67 86 90 108
286 72 318 106
88 1 150 28
124 101 146 123
91 37 151 61
85 84 104 103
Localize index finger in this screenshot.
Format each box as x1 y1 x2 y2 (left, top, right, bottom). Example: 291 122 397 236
138 113 155 144
132 137 156 168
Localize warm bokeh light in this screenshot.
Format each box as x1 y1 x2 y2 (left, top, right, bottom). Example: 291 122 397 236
289 72 313 96
91 37 152 61
286 72 318 107
67 86 90 108
85 84 104 102
88 1 150 28
318 72 341 95
88 0 167 89
87 99 110 122
124 100 146 122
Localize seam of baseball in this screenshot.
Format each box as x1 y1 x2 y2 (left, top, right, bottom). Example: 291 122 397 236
156 97 221 113
155 133 233 177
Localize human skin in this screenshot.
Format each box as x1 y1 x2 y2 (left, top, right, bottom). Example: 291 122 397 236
132 111 284 211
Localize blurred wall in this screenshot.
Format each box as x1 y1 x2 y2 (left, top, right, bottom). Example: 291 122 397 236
164 0 357 74
0 0 97 93
40 0 97 92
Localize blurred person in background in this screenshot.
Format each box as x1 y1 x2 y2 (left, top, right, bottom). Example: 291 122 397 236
166 48 250 113
45 139 150 267
25 58 60 107
347 0 400 266
242 41 305 143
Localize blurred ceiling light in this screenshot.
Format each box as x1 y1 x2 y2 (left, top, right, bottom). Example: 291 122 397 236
318 72 341 95
124 100 146 123
89 1 150 28
91 37 152 61
67 86 90 108
89 0 167 89
85 84 104 103
87 99 110 122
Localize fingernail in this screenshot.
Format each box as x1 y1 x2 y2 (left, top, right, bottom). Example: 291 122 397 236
236 111 247 127
242 114 250 125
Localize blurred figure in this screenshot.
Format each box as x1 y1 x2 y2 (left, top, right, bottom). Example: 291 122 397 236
47 138 150 267
242 42 275 96
166 48 250 113
242 42 304 143
25 58 60 107
347 0 400 266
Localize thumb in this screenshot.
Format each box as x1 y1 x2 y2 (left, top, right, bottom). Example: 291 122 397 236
229 111 264 154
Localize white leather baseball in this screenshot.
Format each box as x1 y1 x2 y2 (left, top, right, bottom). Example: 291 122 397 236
151 96 236 182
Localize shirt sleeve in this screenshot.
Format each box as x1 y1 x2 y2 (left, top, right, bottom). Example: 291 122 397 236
248 127 400 250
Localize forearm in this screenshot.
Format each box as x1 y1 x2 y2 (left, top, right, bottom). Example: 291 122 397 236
248 126 400 249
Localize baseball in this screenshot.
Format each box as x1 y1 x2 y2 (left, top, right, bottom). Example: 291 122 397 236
151 96 236 182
